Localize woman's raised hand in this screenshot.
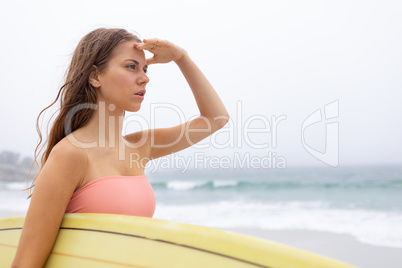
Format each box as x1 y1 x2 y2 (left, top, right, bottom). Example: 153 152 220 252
134 38 187 65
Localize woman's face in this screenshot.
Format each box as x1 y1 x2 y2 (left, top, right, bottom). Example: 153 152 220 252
96 40 149 112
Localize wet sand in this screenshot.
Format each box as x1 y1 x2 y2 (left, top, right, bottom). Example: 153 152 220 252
223 227 402 268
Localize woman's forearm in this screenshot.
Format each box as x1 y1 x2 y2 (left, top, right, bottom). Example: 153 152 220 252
174 53 229 127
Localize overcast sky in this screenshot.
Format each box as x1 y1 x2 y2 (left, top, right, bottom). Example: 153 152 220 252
0 0 401 168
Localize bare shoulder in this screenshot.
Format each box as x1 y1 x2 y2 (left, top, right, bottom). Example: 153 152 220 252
51 137 88 165
43 137 88 185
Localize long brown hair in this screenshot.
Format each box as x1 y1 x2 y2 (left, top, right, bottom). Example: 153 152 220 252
26 27 141 198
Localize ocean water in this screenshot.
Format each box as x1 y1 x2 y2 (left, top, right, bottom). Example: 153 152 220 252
1 165 401 248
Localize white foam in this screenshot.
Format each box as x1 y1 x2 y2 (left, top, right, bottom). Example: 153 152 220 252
166 180 208 191
4 182 27 191
0 185 30 213
213 180 238 187
153 200 402 248
0 193 29 212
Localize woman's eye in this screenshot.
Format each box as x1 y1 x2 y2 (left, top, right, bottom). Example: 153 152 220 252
144 69 148 74
127 65 135 69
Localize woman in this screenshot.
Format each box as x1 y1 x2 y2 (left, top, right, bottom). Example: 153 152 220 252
12 27 229 267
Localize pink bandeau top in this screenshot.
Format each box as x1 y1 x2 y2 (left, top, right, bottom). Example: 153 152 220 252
65 175 155 218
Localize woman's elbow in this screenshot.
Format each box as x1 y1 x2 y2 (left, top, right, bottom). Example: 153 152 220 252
215 113 230 129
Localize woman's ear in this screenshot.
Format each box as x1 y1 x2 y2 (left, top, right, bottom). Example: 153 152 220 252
89 65 101 88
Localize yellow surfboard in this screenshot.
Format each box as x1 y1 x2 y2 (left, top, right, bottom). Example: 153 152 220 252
0 213 355 267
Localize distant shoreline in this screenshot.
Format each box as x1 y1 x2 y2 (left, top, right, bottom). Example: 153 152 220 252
0 162 38 182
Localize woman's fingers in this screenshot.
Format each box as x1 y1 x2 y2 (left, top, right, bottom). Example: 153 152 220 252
143 38 160 44
133 39 159 65
140 38 162 51
134 38 184 64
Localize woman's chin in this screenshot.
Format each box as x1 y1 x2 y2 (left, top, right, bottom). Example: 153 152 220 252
127 105 142 113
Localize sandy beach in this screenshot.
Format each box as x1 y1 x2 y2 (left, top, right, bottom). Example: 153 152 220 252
224 227 402 268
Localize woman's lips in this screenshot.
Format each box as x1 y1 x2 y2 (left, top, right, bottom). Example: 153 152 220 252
134 89 146 100
134 94 144 100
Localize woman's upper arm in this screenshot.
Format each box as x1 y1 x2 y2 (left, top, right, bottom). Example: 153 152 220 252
125 115 228 161
12 141 87 268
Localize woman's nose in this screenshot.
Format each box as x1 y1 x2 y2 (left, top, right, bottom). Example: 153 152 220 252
139 71 150 84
